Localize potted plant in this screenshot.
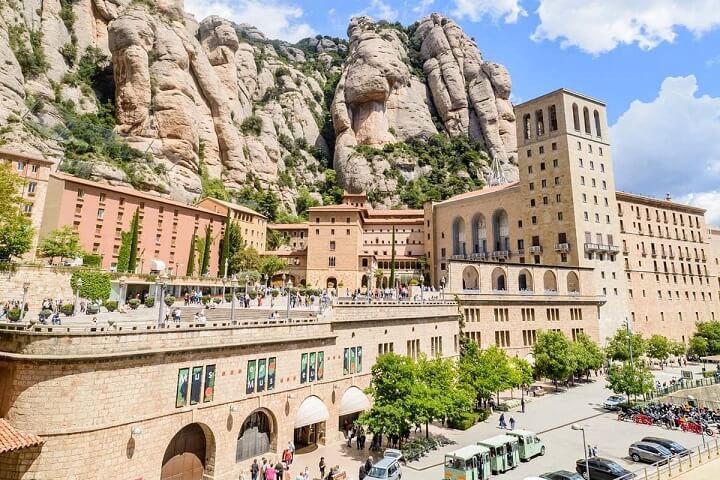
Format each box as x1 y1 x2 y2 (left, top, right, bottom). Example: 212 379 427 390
40 309 53 320
212 297 222 304
128 298 141 310
164 295 176 307
60 303 74 316
271 290 279 298
104 300 118 312
224 293 233 302
248 290 258 300
86 303 100 315
7 308 21 322
201 295 211 305
144 296 155 308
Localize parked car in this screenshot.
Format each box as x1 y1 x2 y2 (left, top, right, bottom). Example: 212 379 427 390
540 470 584 480
366 457 402 480
383 448 404 464
628 441 673 464
602 395 628 410
576 457 636 480
641 437 689 456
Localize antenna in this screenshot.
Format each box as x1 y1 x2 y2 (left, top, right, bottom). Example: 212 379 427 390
488 155 508 186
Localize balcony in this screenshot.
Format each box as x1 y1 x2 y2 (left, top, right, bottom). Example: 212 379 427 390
584 243 620 253
529 245 543 254
491 250 510 259
516 249 525 256
554 243 570 252
450 254 466 260
468 252 486 261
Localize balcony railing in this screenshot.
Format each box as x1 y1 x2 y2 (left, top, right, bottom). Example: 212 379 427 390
554 243 570 252
491 250 510 259
529 246 543 254
584 243 620 253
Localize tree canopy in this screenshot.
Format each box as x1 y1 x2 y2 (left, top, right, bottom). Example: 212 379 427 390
689 321 720 356
605 328 646 362
607 360 654 398
458 342 515 403
0 162 34 260
38 225 83 262
533 330 574 389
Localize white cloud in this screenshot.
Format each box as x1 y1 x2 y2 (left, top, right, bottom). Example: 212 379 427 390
412 0 435 15
707 55 720 67
611 75 720 224
451 0 526 24
678 192 720 226
531 0 720 54
185 0 315 42
351 0 399 22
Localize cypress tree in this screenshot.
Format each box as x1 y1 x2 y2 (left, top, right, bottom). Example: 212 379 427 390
200 224 212 276
127 208 140 273
186 227 197 277
219 209 232 278
389 226 396 289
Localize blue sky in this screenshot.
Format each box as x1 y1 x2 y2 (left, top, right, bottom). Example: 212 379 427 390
186 0 720 222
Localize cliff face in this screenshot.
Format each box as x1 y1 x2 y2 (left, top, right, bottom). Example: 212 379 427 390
0 1 517 211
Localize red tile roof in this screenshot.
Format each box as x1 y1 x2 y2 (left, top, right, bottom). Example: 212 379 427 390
0 419 44 454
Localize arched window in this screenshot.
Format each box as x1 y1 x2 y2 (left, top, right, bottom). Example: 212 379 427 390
535 109 545 136
236 411 274 462
543 270 557 292
549 105 558 131
567 271 580 293
452 217 466 256
523 114 531 140
492 209 509 252
471 214 487 254
492 267 506 291
518 269 533 291
583 107 591 134
462 266 479 290
572 103 580 131
593 110 601 137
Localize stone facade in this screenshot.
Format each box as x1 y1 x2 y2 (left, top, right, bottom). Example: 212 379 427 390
197 197 268 253
0 303 459 480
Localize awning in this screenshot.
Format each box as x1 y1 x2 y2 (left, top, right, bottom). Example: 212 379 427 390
0 419 44 454
294 396 329 428
339 387 370 416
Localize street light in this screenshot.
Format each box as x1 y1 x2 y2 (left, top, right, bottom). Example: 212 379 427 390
420 276 424 303
623 318 635 402
286 278 293 319
366 267 372 302
74 277 83 316
230 274 238 323
20 281 30 321
440 276 446 300
119 276 127 305
156 272 168 327
571 424 590 479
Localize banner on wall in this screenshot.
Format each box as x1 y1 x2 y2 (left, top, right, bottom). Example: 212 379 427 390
357 346 363 373
176 368 189 408
203 365 216 402
343 348 349 375
300 353 308 384
317 351 324 380
309 352 316 382
267 357 277 390
246 360 257 394
257 359 267 392
190 366 203 405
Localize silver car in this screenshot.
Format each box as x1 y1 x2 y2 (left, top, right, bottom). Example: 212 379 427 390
366 457 402 480
603 395 628 410
629 441 672 464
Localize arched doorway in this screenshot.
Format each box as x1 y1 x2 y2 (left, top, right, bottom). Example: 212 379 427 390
543 270 557 292
452 217 466 256
567 271 580 293
462 266 479 290
491 267 506 291
326 277 337 289
161 423 214 480
294 395 329 449
338 386 371 432
492 209 509 252
518 269 533 292
236 410 276 463
471 213 487 254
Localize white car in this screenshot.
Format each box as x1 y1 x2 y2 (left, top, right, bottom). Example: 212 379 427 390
384 448 403 463
603 394 628 410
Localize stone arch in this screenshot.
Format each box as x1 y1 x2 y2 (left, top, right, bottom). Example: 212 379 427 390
236 408 277 463
326 277 336 289
491 267 507 291
462 265 480 290
361 275 369 288
471 213 487 254
492 209 509 252
583 106 591 134
543 270 557 292
593 110 602 137
518 268 533 292
572 103 580 130
161 423 216 480
523 113 531 139
567 271 580 293
452 216 466 256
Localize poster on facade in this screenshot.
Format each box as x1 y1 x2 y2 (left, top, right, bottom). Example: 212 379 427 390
357 346 363 373
246 360 257 394
309 352 316 382
343 348 349 375
257 359 267 392
267 357 276 390
300 353 308 383
349 347 357 374
317 351 324 380
203 365 216 402
190 366 203 405
176 368 189 408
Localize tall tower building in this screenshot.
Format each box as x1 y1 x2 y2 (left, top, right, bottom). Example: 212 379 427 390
514 89 629 341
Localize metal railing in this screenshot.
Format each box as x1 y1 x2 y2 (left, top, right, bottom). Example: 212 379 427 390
617 438 720 480
644 374 720 402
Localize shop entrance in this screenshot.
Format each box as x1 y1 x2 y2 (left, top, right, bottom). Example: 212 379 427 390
294 395 329 450
293 422 326 448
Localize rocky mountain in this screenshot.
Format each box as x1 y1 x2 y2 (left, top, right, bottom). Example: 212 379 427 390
0 0 517 214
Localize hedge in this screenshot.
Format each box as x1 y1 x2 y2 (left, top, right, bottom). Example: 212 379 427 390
70 270 112 302
448 409 490 430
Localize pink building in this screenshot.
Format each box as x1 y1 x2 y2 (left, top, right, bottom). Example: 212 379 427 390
40 173 224 275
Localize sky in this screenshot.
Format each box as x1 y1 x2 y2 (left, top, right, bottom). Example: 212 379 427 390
184 0 720 223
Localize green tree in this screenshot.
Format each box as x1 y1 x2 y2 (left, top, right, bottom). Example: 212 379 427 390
0 162 34 260
359 353 416 435
116 231 131 272
200 224 212 276
688 336 709 357
647 334 671 368
373 268 384 288
389 226 396 288
458 343 513 404
509 356 534 395
38 226 83 263
690 321 720 355
230 247 261 274
571 333 605 380
605 328 646 362
259 255 286 282
296 187 320 219
607 361 654 399
126 208 140 273
70 270 112 302
669 340 687 358
267 230 290 250
533 330 575 390
186 227 197 277
219 210 232 277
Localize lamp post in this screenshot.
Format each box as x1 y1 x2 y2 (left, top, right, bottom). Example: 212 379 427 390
366 267 372 302
623 318 635 402
20 281 30 321
230 274 238 323
420 276 424 303
286 278 293 319
156 272 168 327
74 277 83 316
119 276 127 305
440 276 446 300
571 424 590 479
282 273 287 293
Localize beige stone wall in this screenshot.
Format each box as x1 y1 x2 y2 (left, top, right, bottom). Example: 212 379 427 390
0 266 74 313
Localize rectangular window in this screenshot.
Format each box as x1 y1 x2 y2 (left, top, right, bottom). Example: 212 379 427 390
329 241 336 251
27 182 37 193
328 256 336 267
97 208 105 220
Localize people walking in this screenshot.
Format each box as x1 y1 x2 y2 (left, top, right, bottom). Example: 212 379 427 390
319 457 326 479
509 417 516 430
251 459 259 480
521 397 525 413
499 413 506 429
